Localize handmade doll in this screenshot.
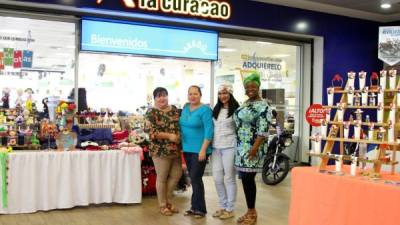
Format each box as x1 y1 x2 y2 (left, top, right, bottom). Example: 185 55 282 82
1 88 10 109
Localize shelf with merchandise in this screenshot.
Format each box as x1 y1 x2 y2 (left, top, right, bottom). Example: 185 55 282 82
311 69 399 177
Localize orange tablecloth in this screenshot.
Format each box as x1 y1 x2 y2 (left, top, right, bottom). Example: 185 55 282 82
289 167 400 225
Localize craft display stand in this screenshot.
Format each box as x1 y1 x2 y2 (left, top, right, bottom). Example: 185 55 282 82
310 71 399 177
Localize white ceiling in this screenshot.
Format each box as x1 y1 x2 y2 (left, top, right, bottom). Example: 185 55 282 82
255 0 400 22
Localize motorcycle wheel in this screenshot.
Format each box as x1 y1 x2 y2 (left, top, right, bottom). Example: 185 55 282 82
262 156 290 185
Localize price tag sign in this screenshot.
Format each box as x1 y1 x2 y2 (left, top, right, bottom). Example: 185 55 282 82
306 104 327 126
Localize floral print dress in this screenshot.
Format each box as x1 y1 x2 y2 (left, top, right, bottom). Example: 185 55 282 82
233 100 271 172
145 105 181 158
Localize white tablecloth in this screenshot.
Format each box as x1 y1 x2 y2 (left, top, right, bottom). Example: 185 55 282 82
0 150 142 214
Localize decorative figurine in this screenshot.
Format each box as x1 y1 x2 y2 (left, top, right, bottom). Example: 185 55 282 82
370 72 379 89
354 93 361 106
389 69 397 90
377 86 384 105
361 86 368 105
327 87 334 106
369 92 376 106
347 71 355 88
332 74 343 90
359 71 366 90
8 128 17 146
335 155 343 172
346 86 354 105
368 123 375 140
25 88 34 113
325 108 331 122
337 103 344 122
355 109 363 121
15 88 24 108
321 120 327 138
354 120 361 140
377 127 386 142
388 120 394 142
377 103 384 123
1 88 10 109
311 134 321 154
343 122 350 139
380 70 387 89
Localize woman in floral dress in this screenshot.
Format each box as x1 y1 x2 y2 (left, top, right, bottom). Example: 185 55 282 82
234 72 271 225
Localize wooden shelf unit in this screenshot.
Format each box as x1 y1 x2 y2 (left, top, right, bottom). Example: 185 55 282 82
313 75 400 176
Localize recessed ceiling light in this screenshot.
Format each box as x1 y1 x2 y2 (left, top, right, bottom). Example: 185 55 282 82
219 48 237 52
272 54 290 58
381 3 391 9
296 22 308 31
256 41 272 45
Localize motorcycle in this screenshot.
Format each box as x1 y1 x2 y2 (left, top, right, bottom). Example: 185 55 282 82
262 124 293 185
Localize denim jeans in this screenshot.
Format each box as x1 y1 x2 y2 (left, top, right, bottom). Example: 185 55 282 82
184 152 208 214
212 147 237 212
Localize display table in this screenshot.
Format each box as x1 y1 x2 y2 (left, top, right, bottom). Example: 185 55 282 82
289 167 400 225
0 150 142 214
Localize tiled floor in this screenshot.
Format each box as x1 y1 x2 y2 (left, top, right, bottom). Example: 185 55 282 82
0 174 291 225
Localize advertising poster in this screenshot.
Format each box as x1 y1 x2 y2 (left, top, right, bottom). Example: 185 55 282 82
3 48 14 66
22 50 33 68
13 50 22 68
378 26 400 66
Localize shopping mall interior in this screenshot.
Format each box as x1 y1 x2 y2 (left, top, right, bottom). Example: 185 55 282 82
0 0 399 224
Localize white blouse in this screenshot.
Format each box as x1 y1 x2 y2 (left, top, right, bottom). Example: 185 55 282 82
212 108 236 149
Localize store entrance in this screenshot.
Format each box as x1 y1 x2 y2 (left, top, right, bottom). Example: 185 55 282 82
79 53 212 112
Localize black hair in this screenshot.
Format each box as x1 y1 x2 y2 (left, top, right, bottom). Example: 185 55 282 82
213 93 240 119
188 85 202 96
153 87 168 99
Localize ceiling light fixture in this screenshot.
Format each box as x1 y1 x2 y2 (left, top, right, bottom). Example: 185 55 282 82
219 48 237 52
256 41 272 45
381 3 391 9
296 21 308 31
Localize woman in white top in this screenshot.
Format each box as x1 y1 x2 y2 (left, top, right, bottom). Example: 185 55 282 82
211 84 240 220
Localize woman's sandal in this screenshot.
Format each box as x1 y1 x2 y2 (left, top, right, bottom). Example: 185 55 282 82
240 213 257 225
160 206 173 216
167 203 179 214
237 213 250 223
184 209 195 216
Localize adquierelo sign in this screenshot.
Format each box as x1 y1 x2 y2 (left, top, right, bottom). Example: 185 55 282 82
81 19 218 60
96 0 231 20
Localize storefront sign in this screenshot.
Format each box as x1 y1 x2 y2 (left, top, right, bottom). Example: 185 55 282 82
96 0 231 20
81 19 218 60
378 26 400 66
241 53 284 81
306 104 326 126
13 50 22 69
22 50 33 68
3 48 14 66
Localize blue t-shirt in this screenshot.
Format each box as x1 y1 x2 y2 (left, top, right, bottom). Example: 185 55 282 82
179 104 214 154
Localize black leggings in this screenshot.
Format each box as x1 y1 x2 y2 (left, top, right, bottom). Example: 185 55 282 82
240 171 257 209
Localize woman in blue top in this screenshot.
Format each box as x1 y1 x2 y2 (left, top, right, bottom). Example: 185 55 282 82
179 85 214 218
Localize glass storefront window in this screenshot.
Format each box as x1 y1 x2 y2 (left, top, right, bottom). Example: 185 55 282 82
215 37 301 135
0 16 76 111
79 53 211 112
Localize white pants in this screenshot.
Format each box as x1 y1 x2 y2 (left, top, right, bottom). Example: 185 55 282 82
212 147 237 212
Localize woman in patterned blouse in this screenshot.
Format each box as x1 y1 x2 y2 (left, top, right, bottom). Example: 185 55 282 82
145 87 182 216
234 72 271 225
